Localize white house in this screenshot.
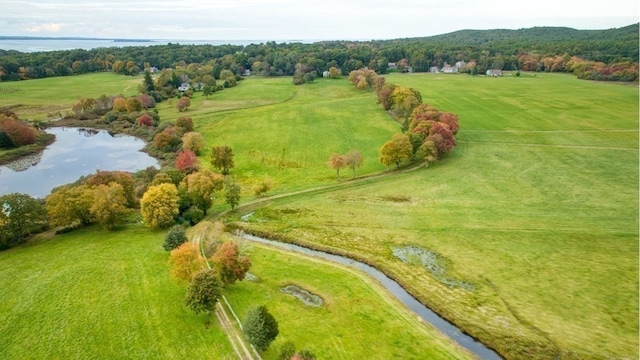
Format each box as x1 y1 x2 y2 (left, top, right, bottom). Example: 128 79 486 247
486 69 503 77
178 82 190 91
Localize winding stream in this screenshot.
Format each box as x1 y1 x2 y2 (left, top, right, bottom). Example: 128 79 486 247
241 233 502 360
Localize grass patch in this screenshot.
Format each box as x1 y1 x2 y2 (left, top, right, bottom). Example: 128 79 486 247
225 241 473 359
228 73 639 359
0 73 141 120
0 225 235 359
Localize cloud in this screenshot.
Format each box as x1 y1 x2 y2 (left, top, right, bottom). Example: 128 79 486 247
26 23 64 33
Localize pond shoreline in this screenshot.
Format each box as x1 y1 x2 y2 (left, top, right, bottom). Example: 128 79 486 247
0 132 55 166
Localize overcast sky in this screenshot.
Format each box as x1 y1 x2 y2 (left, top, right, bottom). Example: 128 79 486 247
2 0 638 41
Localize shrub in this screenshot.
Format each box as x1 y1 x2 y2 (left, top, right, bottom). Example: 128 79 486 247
163 224 187 251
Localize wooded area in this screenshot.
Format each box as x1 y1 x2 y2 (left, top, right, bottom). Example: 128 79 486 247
1 24 638 82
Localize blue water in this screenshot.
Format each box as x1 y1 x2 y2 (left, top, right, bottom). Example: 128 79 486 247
0 38 318 53
0 127 159 198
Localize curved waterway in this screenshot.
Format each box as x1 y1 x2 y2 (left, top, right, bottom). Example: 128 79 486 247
0 127 159 198
242 233 502 360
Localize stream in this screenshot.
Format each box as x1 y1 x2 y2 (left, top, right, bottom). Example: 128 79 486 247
241 233 502 360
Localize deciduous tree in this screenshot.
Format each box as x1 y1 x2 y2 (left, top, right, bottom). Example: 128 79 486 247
0 193 47 249
343 150 363 179
176 149 199 173
211 241 251 287
45 185 94 227
181 131 205 154
90 183 129 230
179 169 224 214
140 183 179 229
379 133 412 169
176 116 194 132
224 179 241 210
211 145 234 174
184 268 223 315
327 153 346 179
168 242 206 281
176 96 191 112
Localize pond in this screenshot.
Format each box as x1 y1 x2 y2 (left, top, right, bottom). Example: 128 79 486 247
0 127 159 199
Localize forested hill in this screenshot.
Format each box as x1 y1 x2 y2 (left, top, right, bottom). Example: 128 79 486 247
374 23 639 63
0 23 638 82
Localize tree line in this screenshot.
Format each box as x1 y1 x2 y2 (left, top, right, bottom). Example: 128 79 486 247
1 24 637 82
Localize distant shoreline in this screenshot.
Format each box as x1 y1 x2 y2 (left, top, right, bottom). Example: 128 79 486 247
0 36 152 42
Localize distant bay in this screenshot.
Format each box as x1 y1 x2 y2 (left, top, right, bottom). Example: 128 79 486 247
0 37 318 53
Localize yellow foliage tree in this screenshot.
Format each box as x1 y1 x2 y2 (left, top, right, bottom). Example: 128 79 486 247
90 183 129 230
45 184 95 227
168 242 206 281
140 183 179 229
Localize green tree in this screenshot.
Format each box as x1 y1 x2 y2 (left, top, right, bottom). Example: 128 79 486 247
164 224 188 251
243 305 279 352
211 145 234 174
90 183 129 230
0 193 47 249
143 70 155 92
224 179 241 210
379 133 412 169
140 183 179 229
184 268 223 314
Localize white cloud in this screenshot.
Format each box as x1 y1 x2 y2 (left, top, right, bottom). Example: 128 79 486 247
26 22 64 33
1 0 637 40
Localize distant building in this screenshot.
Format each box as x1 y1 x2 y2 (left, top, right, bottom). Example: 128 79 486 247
322 70 329 78
388 62 397 70
148 66 159 73
429 66 439 73
178 82 190 91
454 61 466 71
441 64 457 73
486 69 503 77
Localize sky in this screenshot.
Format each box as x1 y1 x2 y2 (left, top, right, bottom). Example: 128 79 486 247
1 0 638 41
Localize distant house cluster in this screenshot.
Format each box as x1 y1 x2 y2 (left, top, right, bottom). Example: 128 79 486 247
429 61 467 74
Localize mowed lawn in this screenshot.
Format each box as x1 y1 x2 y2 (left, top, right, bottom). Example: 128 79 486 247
230 73 639 359
0 72 141 120
0 226 235 360
224 241 473 360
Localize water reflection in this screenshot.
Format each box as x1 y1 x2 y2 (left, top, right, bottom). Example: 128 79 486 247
0 127 159 198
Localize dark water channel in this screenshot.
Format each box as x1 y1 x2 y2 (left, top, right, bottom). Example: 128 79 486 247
242 233 502 360
0 127 159 198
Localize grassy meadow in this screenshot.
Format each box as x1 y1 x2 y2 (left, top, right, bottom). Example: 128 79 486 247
0 225 235 359
224 73 639 359
1 71 637 359
225 240 473 359
0 72 140 120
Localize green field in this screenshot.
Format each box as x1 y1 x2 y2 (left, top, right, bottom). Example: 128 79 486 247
0 226 235 359
0 72 141 120
223 73 639 359
225 240 472 359
1 72 638 359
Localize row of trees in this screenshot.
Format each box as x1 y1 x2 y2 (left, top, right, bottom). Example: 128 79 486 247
166 222 280 353
1 24 637 82
346 68 459 169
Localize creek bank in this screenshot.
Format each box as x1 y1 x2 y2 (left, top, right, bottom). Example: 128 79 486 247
238 231 503 360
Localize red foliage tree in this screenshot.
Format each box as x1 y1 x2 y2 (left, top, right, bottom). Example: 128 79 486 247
0 116 37 147
176 149 199 173
138 93 155 109
211 241 251 287
137 113 154 127
176 96 191 112
438 112 460 135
